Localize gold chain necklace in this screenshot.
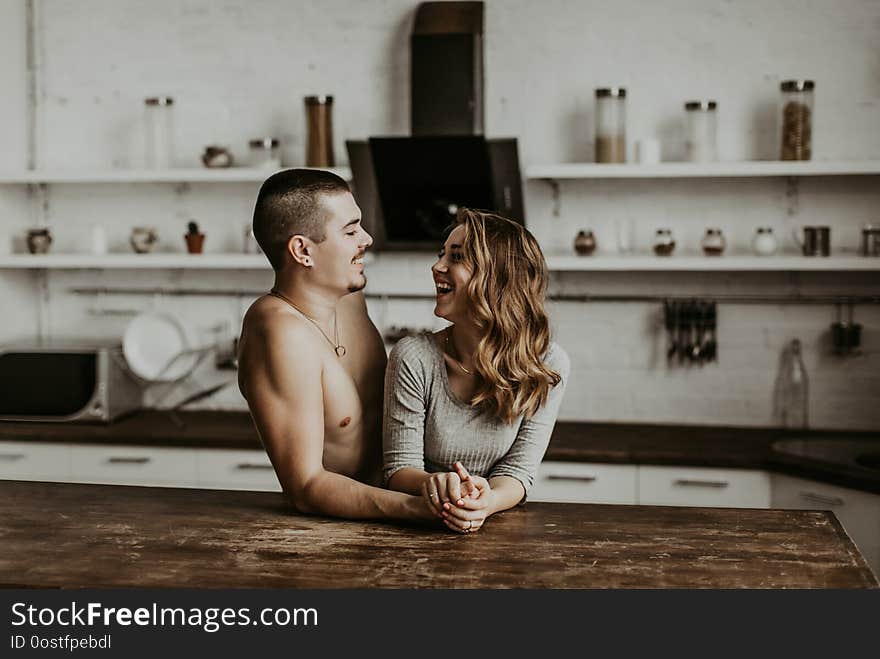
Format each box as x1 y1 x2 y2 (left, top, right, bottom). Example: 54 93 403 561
269 289 346 357
445 327 472 375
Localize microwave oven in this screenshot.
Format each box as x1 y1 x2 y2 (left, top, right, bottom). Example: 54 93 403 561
0 345 142 423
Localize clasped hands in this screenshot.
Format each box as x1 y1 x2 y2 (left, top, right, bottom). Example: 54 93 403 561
421 461 494 534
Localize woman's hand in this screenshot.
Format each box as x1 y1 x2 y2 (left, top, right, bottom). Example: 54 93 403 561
440 462 496 534
421 469 471 518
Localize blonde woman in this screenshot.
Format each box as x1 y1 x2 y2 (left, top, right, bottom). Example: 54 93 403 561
383 208 569 534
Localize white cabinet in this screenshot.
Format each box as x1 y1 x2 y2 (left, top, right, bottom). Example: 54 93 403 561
68 445 199 488
638 466 771 509
529 461 637 504
196 449 281 492
0 440 71 483
771 473 880 577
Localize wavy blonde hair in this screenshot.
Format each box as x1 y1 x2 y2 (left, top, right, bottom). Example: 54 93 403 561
454 208 561 423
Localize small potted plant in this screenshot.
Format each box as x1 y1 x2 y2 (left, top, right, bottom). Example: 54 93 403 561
184 221 205 254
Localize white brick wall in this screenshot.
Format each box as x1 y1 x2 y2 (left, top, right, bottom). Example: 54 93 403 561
0 0 878 429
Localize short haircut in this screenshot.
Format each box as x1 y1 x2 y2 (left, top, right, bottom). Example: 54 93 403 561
252 168 351 271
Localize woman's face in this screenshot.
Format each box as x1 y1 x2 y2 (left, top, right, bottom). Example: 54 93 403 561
431 225 473 324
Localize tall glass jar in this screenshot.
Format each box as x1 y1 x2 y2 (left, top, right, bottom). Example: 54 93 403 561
684 100 717 162
305 95 334 167
144 97 174 168
595 87 626 163
780 80 814 161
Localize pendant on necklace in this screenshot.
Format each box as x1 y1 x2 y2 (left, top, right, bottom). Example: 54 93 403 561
335 345 347 358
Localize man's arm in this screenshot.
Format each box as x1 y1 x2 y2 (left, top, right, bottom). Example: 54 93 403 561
242 315 430 521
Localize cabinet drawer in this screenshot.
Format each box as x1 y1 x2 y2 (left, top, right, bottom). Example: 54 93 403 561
196 449 281 492
0 441 70 482
529 461 637 504
638 466 771 508
771 473 880 577
69 445 198 487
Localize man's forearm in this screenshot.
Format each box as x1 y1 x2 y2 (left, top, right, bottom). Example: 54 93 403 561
295 470 431 521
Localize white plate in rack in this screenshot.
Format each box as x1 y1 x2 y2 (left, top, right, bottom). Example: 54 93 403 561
122 311 201 382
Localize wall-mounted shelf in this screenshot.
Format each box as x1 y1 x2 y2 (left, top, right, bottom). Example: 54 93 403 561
525 160 880 180
0 253 874 272
545 255 880 271
0 166 352 184
0 254 272 269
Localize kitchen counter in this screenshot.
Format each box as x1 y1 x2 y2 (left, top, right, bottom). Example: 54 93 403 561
2 411 878 493
0 480 875 589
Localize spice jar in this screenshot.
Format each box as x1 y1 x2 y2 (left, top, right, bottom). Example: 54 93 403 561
249 138 281 169
595 88 626 163
684 101 718 162
573 230 597 256
26 228 52 254
144 97 174 168
653 228 676 256
701 228 726 256
752 227 778 256
780 80 814 161
305 96 334 167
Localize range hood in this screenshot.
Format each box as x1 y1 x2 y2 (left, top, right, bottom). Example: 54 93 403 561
347 1 524 251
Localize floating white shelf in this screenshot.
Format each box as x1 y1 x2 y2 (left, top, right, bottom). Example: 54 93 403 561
0 254 273 269
545 255 880 271
525 160 880 179
0 166 352 184
0 252 874 271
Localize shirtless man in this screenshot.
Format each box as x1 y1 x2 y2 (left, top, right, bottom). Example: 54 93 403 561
237 169 431 521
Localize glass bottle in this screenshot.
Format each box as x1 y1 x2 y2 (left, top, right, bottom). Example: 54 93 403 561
779 339 809 429
595 87 626 163
144 97 174 168
780 80 814 161
684 100 718 162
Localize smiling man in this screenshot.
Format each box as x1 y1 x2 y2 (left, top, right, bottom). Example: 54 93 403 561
237 169 432 521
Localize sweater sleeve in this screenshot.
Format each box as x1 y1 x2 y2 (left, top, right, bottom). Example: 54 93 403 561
488 344 571 496
382 336 429 484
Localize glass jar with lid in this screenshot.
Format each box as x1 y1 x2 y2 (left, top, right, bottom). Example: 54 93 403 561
701 228 726 256
595 87 626 163
752 227 778 256
144 97 174 168
653 228 676 256
684 100 718 162
249 138 281 169
780 80 814 161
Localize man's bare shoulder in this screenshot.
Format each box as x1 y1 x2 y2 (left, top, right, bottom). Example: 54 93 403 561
240 296 326 359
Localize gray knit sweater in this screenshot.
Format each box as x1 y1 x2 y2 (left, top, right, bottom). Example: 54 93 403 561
382 332 570 493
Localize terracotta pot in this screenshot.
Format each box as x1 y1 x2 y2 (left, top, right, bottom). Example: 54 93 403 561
185 233 205 254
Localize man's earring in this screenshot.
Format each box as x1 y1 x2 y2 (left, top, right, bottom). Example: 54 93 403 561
304 258 312 267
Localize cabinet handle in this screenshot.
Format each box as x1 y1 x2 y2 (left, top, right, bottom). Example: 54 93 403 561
546 474 597 483
235 463 274 471
106 456 151 465
673 478 729 489
0 453 26 461
799 491 845 507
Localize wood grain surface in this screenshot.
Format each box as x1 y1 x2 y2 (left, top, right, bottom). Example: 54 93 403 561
1 480 875 589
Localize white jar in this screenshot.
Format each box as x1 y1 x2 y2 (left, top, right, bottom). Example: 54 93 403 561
144 97 174 168
752 227 778 256
684 100 717 162
249 138 281 169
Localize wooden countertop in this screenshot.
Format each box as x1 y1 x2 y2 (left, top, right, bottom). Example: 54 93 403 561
1 480 875 589
2 411 878 494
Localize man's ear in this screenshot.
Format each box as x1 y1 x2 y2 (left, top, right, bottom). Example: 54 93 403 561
287 235 313 268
